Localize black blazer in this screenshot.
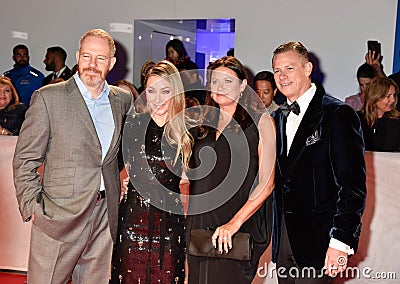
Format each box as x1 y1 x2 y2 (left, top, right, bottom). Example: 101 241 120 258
42 66 72 86
357 112 400 152
271 85 366 268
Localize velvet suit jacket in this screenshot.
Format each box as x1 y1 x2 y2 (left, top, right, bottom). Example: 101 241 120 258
271 85 366 268
13 77 132 243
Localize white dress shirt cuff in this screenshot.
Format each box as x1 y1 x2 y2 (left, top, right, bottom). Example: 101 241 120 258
329 238 354 255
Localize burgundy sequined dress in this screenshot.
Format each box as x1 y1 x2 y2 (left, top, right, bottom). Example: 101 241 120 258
111 113 186 284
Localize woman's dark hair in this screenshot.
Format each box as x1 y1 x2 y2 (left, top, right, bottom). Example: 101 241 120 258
115 79 140 99
200 56 254 137
357 63 376 79
140 60 155 88
165 39 188 60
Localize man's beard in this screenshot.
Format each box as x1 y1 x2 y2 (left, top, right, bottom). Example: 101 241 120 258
45 61 55 72
79 67 107 88
16 60 28 67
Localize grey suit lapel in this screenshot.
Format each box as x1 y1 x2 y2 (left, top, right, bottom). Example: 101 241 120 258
65 78 101 145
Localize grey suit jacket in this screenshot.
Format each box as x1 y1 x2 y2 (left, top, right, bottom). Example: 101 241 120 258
13 77 132 242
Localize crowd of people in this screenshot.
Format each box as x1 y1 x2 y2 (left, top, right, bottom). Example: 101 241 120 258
2 28 398 283
2 37 399 153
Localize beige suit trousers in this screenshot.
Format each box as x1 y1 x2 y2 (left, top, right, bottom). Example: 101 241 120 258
27 198 113 284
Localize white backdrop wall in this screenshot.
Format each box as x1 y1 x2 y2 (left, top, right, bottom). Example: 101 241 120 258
0 0 397 100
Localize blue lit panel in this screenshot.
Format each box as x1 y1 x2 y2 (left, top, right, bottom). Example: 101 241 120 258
195 19 235 68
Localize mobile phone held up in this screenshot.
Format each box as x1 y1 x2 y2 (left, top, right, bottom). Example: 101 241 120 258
367 40 381 60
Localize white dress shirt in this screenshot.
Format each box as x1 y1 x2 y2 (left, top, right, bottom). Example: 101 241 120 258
53 66 67 79
286 83 316 155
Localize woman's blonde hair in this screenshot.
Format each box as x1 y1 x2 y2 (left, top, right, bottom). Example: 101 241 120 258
361 77 400 127
0 76 21 110
144 60 193 168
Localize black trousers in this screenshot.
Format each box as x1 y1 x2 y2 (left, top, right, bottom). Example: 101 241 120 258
276 218 333 284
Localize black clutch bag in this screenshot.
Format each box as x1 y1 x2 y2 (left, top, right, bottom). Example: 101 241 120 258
188 228 252 261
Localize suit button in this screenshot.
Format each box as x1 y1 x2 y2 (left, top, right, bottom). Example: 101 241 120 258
97 146 101 149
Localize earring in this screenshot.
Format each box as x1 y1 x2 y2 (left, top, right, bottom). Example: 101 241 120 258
239 92 243 98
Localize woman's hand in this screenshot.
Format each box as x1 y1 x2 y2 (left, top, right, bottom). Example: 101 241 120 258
365 51 385 77
0 126 9 135
120 176 129 202
211 220 242 254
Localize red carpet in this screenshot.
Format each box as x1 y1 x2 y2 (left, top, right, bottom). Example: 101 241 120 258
0 272 27 284
0 272 72 284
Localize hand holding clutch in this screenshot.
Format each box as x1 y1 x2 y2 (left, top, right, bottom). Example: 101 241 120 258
188 228 252 261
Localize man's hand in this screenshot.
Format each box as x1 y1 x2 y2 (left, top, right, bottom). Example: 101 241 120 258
324 247 348 277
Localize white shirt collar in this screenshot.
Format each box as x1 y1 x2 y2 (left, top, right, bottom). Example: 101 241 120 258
73 73 110 100
285 83 317 154
287 83 316 117
54 66 67 77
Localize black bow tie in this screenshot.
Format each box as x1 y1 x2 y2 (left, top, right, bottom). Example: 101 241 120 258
280 101 300 117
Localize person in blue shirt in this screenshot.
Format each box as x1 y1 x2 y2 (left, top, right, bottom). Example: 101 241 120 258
3 44 44 107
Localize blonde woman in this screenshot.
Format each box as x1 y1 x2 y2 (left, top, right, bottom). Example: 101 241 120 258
111 60 193 284
0 76 27 135
358 76 400 151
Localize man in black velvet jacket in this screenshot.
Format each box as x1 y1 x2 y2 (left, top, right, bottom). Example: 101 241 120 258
270 41 366 283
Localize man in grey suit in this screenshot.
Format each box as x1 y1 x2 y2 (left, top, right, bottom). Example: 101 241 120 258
13 29 132 283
